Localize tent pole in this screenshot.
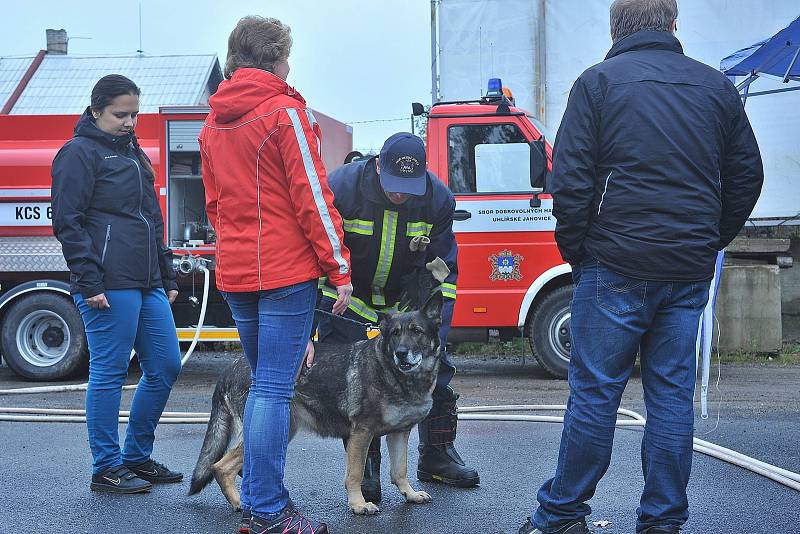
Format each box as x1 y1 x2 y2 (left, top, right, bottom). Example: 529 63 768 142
782 47 800 83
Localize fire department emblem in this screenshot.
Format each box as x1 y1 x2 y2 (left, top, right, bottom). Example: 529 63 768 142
489 249 523 281
395 155 420 174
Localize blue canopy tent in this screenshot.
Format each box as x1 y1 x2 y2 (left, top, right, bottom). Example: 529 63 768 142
720 14 800 104
697 15 800 419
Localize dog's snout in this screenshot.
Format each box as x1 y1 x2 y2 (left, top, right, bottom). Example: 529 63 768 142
394 346 409 360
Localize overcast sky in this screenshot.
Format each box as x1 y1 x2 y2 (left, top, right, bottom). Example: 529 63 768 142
4 0 432 153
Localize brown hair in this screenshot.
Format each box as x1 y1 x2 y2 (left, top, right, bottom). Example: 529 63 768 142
90 74 155 181
223 16 292 79
610 0 678 43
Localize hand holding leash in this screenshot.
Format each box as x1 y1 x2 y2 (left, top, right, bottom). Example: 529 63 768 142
332 282 353 315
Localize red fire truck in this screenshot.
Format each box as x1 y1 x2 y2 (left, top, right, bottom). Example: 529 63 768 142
0 81 573 381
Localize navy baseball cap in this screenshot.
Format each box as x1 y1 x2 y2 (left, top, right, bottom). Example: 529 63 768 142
378 133 427 196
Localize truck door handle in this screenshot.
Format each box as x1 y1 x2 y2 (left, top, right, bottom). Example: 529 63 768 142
453 210 472 221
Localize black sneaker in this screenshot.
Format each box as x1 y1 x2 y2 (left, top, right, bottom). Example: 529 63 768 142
641 527 680 533
518 518 591 534
236 510 251 534
249 501 328 534
90 465 152 494
124 458 183 483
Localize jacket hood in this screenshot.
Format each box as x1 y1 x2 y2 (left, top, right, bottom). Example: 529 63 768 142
74 107 133 148
209 68 306 123
606 30 683 60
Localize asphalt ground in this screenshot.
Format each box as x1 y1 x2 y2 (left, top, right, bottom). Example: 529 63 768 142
1 350 799 534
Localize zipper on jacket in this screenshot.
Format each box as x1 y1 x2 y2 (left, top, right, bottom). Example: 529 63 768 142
100 224 111 264
125 155 152 286
597 171 613 215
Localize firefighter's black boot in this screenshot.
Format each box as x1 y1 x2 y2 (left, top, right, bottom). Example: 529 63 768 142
342 436 382 503
416 388 480 487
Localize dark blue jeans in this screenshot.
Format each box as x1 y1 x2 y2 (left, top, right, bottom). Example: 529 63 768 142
533 259 710 533
74 288 181 474
222 280 317 519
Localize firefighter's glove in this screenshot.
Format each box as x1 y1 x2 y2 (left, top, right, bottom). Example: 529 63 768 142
426 257 450 283
410 235 431 252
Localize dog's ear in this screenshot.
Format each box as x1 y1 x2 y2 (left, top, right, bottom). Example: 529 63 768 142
375 309 391 330
421 290 443 324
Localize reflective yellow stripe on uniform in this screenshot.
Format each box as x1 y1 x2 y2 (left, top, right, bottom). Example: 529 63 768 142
342 218 374 236
439 282 457 299
319 284 380 323
372 210 398 307
406 221 433 237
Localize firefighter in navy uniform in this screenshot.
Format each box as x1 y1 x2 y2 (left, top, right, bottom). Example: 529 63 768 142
317 132 480 502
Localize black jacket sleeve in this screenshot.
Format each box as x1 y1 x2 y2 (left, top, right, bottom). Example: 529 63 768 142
426 183 458 335
718 87 764 249
551 76 601 265
141 163 178 293
51 142 105 298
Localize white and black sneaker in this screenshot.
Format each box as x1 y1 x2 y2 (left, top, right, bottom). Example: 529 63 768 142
90 465 152 494
124 458 183 484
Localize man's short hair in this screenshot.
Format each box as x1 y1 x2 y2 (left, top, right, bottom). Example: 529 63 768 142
610 0 678 43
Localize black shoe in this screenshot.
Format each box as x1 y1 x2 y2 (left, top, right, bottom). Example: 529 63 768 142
417 441 480 486
236 510 251 534
362 439 382 503
641 527 680 533
417 389 480 487
124 458 183 483
90 465 152 494
518 518 591 534
249 501 328 534
343 436 382 503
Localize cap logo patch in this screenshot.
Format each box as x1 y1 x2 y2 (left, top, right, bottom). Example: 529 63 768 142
395 155 420 174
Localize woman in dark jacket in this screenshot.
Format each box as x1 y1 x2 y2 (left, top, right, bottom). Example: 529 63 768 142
52 74 183 494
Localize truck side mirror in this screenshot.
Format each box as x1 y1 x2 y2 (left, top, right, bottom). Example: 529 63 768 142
530 138 547 190
412 102 426 116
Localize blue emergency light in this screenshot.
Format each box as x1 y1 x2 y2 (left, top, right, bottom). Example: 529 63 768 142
486 78 503 97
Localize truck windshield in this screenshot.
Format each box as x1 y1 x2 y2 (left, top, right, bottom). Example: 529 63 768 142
527 115 554 144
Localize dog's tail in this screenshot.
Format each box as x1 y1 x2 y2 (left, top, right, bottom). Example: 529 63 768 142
188 381 238 496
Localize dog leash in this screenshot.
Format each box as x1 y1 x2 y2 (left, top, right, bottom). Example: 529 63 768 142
314 308 381 338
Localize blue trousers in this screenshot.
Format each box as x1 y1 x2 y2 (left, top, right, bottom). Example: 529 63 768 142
74 288 181 474
222 280 317 518
533 259 710 533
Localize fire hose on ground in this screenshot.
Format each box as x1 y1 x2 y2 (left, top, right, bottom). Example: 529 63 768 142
0 255 210 396
0 402 798 493
0 254 798 494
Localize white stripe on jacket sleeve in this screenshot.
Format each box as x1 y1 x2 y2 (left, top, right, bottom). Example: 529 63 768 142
286 108 349 275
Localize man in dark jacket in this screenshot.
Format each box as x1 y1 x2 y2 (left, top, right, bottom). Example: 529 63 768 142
317 132 479 504
519 1 763 534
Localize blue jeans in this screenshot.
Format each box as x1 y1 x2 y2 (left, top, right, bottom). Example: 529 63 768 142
222 280 317 518
533 259 710 533
74 288 181 474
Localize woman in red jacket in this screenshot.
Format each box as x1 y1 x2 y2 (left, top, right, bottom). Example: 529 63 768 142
199 16 352 534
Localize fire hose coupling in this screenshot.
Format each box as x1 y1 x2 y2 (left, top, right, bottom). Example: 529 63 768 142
173 254 210 275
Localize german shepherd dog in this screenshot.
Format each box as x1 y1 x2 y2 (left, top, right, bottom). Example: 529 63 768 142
189 291 444 515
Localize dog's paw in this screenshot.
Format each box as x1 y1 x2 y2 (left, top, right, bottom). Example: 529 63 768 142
404 490 432 504
350 501 380 515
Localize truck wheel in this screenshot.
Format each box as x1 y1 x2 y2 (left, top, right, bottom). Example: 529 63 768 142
527 285 573 379
0 293 88 381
